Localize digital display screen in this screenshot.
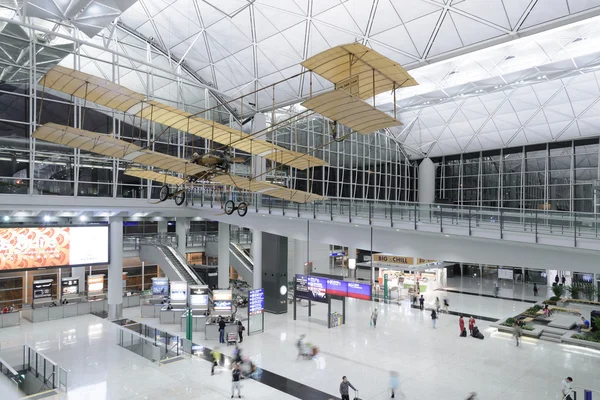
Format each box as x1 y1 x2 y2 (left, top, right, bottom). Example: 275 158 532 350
0 226 109 271
189 285 209 307
33 279 53 299
61 278 79 296
249 288 264 315
87 275 104 293
170 281 188 302
295 274 327 303
151 278 169 296
326 279 348 297
347 282 371 300
213 290 233 311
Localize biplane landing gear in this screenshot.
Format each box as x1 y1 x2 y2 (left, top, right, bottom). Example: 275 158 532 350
159 184 187 206
224 200 248 217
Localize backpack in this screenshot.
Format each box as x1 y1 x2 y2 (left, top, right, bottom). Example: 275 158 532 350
296 340 301 349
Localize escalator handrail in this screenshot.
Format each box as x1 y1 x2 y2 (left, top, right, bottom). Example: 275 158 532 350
163 245 203 285
230 242 253 268
140 243 188 283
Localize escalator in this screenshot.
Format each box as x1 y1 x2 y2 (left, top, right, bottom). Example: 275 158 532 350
140 243 204 286
229 242 254 284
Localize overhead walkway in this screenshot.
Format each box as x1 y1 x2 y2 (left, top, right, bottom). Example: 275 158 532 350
189 193 600 251
140 241 204 286
186 193 600 271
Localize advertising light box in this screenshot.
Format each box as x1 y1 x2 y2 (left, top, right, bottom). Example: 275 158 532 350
189 285 209 307
87 275 104 293
213 290 233 312
326 279 348 297
61 277 79 296
249 288 264 316
347 282 372 300
295 274 327 303
33 279 53 299
170 281 188 302
0 226 109 271
151 277 169 296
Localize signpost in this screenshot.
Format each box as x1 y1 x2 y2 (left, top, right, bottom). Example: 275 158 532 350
248 288 265 335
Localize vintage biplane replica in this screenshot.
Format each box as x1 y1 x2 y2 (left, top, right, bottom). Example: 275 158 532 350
31 43 417 216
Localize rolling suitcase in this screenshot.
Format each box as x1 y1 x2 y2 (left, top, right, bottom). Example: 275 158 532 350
354 390 362 400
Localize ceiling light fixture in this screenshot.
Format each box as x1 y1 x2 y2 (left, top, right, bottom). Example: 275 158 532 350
3 216 8 222
79 215 87 222
43 215 50 222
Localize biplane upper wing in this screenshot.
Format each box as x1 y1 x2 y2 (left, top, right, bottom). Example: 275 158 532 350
300 89 402 134
32 123 209 176
301 43 418 100
124 168 186 186
211 175 325 204
40 66 327 170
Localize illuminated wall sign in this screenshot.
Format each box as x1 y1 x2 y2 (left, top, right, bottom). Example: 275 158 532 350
189 285 209 307
213 289 233 312
33 279 53 299
170 281 188 302
61 277 79 296
0 226 109 271
151 277 169 296
87 275 104 293
373 254 413 264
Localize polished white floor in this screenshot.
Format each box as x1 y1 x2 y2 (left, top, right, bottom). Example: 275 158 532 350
1 292 599 400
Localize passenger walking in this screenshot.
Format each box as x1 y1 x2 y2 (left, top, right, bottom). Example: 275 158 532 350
468 316 476 335
431 309 438 328
231 363 242 398
389 370 402 399
466 392 478 400
494 281 499 297
514 321 522 346
419 295 424 311
443 298 449 313
211 347 221 375
459 315 465 336
561 377 574 400
296 334 306 360
237 320 245 343
371 308 378 327
339 376 357 400
435 297 441 314
533 283 539 296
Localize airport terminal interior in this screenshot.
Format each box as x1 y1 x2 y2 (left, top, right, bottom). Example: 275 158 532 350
2 0 600 399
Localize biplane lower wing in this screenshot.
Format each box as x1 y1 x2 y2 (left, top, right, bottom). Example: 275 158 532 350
32 123 209 176
124 168 185 186
301 89 402 134
211 175 325 204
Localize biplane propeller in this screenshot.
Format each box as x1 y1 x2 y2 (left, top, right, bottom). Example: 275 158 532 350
31 43 417 215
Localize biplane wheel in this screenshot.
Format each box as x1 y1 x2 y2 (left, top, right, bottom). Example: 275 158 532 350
237 202 248 217
159 185 170 202
224 200 235 215
174 189 186 206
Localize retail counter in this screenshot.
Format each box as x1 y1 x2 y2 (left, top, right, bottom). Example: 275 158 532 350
141 304 164 318
159 307 186 324
180 314 207 332
205 320 239 341
22 300 105 323
123 294 141 308
0 311 20 328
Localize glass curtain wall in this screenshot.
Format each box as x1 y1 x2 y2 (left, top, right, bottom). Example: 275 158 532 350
433 139 600 212
0 19 416 203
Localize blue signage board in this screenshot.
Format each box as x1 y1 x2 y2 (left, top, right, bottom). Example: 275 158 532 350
347 282 372 300
249 288 265 315
326 278 348 297
295 274 328 303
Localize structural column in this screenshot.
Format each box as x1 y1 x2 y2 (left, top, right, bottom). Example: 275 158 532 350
347 246 357 279
108 216 123 320
252 229 262 289
418 158 436 204
157 219 168 234
176 217 189 255
218 222 230 289
71 266 86 295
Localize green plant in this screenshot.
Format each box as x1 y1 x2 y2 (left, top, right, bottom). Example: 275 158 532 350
523 305 542 316
522 325 535 331
567 285 581 300
544 299 558 305
501 317 516 326
581 283 598 301
552 285 565 299
549 296 560 302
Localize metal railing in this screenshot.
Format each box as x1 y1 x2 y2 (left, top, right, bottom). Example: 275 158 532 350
124 228 253 250
0 344 67 393
0 355 20 395
188 191 600 250
115 321 192 364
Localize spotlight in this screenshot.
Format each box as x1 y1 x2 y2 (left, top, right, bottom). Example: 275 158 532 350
43 215 50 222
3 216 8 222
79 215 87 222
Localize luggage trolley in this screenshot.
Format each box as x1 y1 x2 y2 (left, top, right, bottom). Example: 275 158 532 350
227 332 238 345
